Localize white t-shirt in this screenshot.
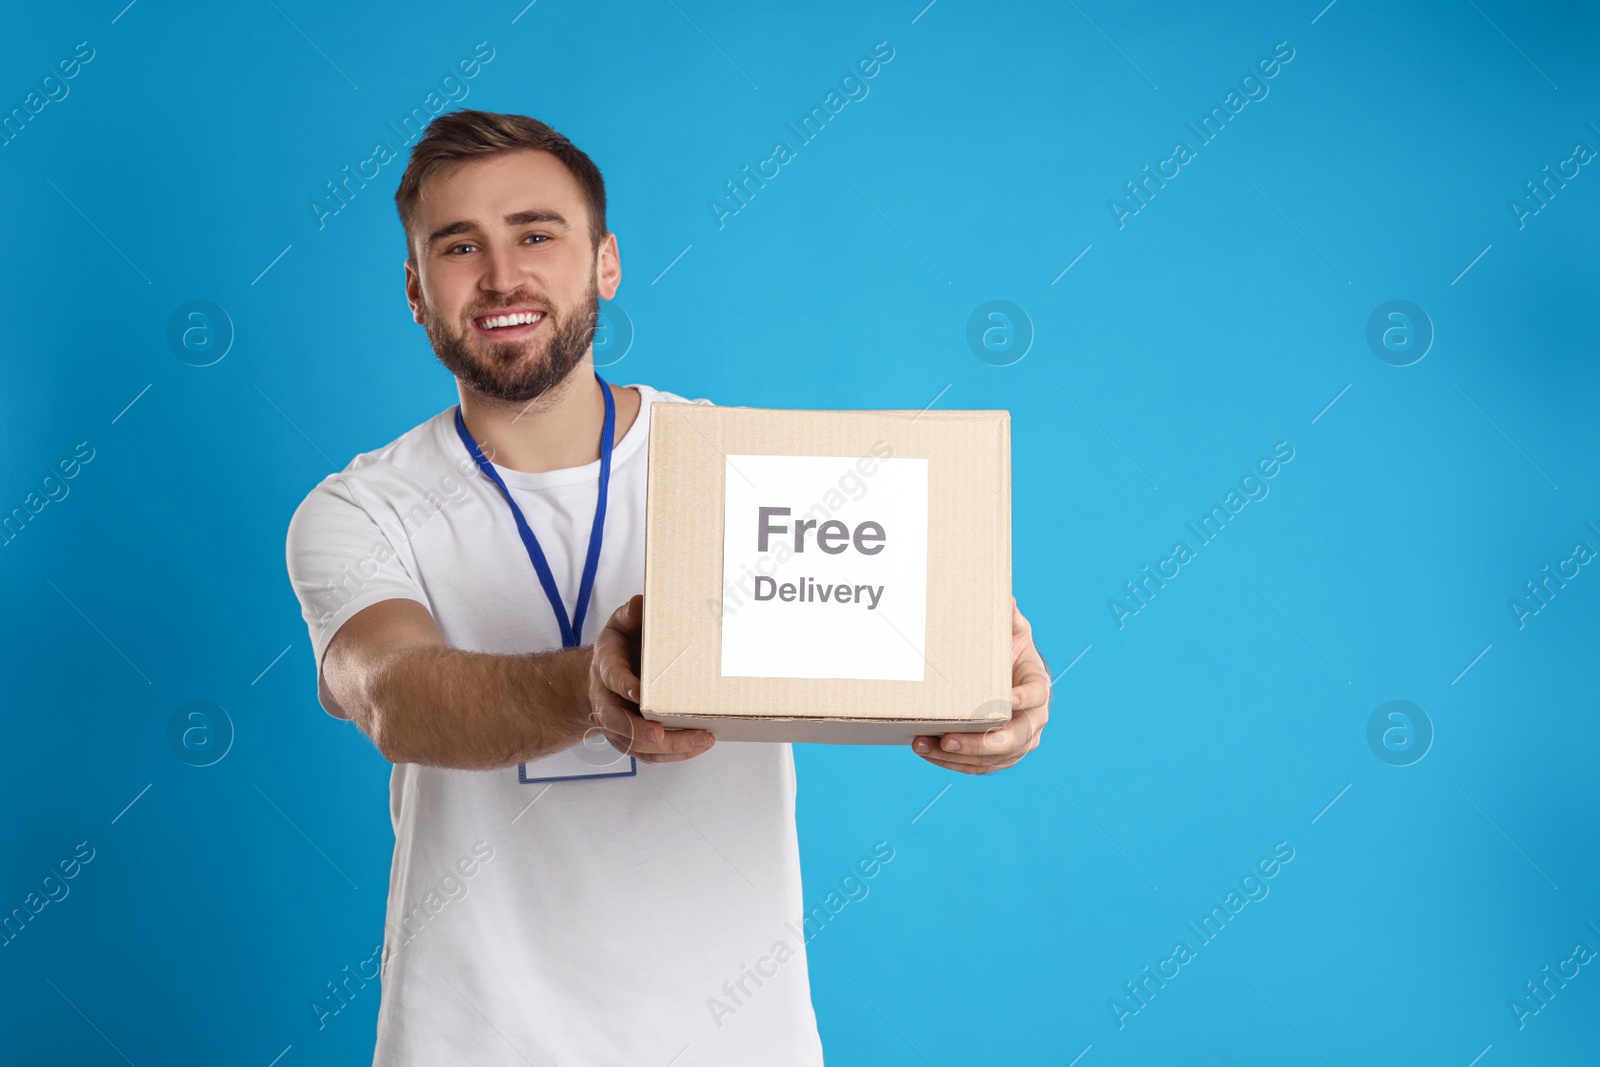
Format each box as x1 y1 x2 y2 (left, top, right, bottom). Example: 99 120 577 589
285 382 825 1066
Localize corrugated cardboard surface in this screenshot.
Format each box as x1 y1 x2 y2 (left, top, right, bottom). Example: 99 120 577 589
640 403 1012 744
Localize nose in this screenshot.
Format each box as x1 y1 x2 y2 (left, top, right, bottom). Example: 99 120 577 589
480 235 532 299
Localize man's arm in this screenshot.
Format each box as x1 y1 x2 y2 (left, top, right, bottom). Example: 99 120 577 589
322 598 592 770
323 597 716 770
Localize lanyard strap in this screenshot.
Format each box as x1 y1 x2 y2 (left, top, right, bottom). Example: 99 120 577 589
452 372 616 648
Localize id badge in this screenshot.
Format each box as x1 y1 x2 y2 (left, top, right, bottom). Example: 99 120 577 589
518 738 637 783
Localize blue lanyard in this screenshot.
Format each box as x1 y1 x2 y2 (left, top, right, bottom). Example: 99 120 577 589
452 372 615 649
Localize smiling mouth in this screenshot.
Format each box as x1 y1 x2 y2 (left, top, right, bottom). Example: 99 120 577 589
472 309 547 338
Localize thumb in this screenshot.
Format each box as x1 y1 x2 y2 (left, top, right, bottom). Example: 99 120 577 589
625 593 644 633
611 594 644 636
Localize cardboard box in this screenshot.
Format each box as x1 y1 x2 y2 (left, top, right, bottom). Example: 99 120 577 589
639 402 1012 744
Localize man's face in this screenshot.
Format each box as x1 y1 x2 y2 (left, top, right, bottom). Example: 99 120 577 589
404 149 620 404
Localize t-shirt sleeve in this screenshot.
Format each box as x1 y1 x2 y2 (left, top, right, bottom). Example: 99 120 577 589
639 385 715 408
285 471 432 716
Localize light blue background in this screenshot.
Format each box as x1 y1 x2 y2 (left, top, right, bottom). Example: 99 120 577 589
3 1 1597 1064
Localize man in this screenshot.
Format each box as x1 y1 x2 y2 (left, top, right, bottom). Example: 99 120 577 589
285 109 1051 1065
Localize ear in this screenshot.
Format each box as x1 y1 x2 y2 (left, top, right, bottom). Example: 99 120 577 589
404 258 425 325
595 232 621 301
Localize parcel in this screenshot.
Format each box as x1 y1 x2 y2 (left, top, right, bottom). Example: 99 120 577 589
639 403 1012 744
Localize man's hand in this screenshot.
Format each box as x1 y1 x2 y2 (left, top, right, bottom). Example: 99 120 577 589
589 594 717 763
912 597 1050 775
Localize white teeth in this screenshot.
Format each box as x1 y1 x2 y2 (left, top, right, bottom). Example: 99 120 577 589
482 311 543 329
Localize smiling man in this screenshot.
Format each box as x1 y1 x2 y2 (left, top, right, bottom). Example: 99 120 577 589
285 109 1050 1066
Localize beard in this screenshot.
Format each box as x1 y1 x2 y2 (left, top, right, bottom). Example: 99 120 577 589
422 268 599 405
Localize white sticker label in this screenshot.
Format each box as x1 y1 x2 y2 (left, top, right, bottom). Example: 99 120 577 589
720 454 928 681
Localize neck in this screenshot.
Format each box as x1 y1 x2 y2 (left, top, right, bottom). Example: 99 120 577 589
458 359 618 474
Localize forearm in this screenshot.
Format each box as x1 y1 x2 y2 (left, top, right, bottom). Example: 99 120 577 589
359 644 593 769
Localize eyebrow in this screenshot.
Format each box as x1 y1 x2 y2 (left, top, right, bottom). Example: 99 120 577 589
426 209 572 249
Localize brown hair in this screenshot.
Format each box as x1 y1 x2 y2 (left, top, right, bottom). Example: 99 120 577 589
393 109 608 259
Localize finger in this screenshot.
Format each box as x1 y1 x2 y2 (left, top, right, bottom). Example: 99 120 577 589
1016 704 1048 748
927 709 1045 763
622 729 716 758
1011 597 1031 640
608 594 643 653
596 720 715 759
1010 609 1051 712
587 594 714 758
589 700 643 754
912 747 1016 775
615 723 710 763
989 703 1048 757
609 593 644 636
590 699 714 757
594 631 642 705
911 733 1014 767
634 750 705 763
594 595 645 698
929 712 1036 760
1012 670 1050 715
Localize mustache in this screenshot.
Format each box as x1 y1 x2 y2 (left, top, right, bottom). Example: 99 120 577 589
463 293 551 318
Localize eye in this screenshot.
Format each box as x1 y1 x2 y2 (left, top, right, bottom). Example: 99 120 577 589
447 242 478 255
522 233 549 245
